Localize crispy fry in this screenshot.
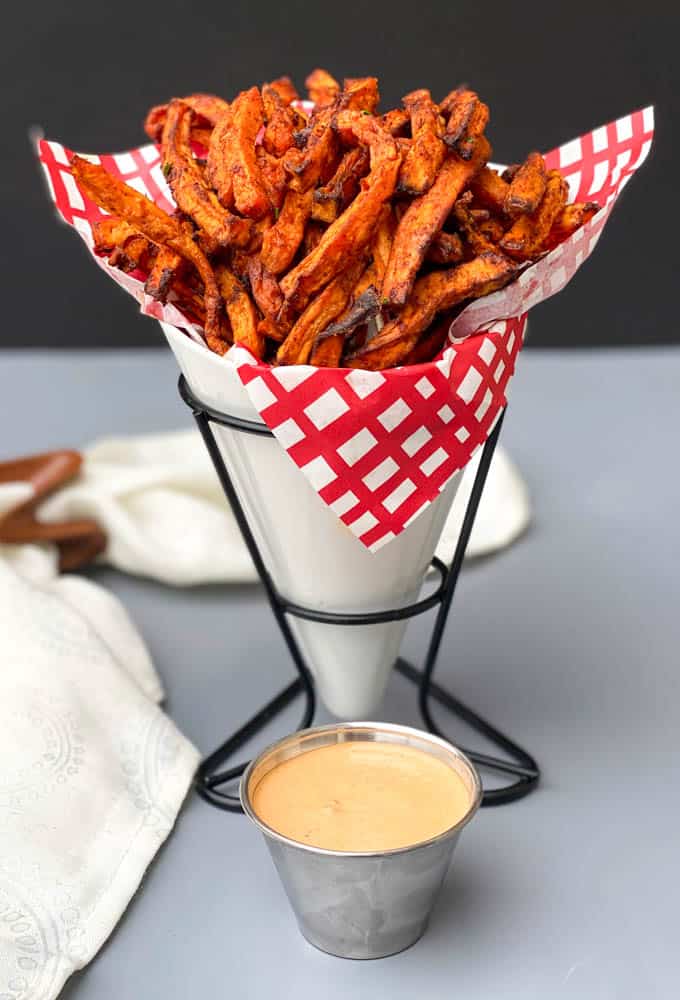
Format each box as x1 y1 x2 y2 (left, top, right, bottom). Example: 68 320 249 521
544 201 599 249
280 111 401 311
443 89 478 146
205 108 234 207
500 170 568 259
349 251 517 369
91 216 137 254
245 255 285 321
504 151 547 217
226 86 270 219
426 230 464 265
277 257 365 365
163 100 253 247
398 89 446 196
382 108 410 136
145 246 183 301
110 234 153 273
255 146 287 213
312 147 369 223
266 76 299 105
261 188 314 274
453 193 498 254
216 265 264 358
144 93 231 143
305 68 341 108
262 84 300 157
71 155 223 342
340 77 380 114
469 166 510 215
454 100 489 160
382 137 489 307
283 104 339 192
311 286 381 366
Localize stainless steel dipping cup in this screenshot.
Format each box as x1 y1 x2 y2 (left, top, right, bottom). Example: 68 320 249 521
241 722 482 960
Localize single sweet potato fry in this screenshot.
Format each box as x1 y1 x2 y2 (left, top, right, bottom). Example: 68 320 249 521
245 255 284 322
443 89 478 146
216 265 264 358
398 89 446 195
261 188 314 274
426 230 464 265
280 111 401 312
469 166 510 215
226 86 271 219
382 108 410 136
305 68 341 108
312 147 369 223
163 101 253 247
382 137 489 307
455 100 489 160
283 104 338 192
145 246 183 301
504 151 547 217
255 146 288 213
71 155 223 341
340 77 380 113
262 84 300 157
266 76 299 105
544 201 599 249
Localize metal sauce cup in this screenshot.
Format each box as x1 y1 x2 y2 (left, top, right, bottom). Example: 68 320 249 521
241 722 482 959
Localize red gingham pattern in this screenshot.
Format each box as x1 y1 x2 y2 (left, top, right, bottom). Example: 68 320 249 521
37 106 653 550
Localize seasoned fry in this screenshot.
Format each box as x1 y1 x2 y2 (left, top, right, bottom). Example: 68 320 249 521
544 201 599 248
382 108 410 136
71 155 223 342
311 286 381 366
110 234 153 272
382 137 489 307
163 100 253 247
205 108 234 207
280 111 401 311
245 255 285 322
144 93 231 143
398 89 446 196
500 170 568 259
225 86 270 219
266 76 299 105
453 193 498 255
277 257 365 365
443 89 478 146
312 147 369 223
455 100 489 160
349 252 517 369
216 265 264 358
469 166 510 215
305 68 341 108
91 216 137 254
339 77 380 114
426 230 464 265
504 151 547 217
284 104 339 192
255 146 287 212
145 246 183 301
262 84 300 157
261 188 314 274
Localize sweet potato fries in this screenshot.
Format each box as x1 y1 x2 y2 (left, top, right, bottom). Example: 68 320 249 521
75 70 599 369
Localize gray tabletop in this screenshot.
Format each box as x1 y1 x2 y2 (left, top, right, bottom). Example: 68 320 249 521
2 347 679 999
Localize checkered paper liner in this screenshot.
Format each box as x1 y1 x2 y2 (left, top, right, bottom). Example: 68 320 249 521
38 106 653 551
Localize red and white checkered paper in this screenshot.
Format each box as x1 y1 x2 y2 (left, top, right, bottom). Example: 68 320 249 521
38 106 653 551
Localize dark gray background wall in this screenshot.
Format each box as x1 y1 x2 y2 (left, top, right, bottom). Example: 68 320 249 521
3 0 677 349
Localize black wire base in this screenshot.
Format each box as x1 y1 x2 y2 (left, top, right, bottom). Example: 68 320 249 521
179 375 540 812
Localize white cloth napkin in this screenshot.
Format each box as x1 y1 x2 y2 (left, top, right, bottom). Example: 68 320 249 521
0 551 199 998
30 430 531 586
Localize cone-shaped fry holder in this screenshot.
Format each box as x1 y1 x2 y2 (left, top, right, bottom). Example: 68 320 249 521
178 375 540 811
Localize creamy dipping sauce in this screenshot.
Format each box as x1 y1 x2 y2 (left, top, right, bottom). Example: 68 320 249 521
251 740 471 852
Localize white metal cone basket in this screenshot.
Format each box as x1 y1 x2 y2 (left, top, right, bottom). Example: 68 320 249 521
164 324 463 718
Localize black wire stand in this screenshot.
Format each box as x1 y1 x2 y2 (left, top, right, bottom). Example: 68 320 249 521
179 375 539 812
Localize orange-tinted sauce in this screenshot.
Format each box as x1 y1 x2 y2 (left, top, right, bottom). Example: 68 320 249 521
252 740 471 852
